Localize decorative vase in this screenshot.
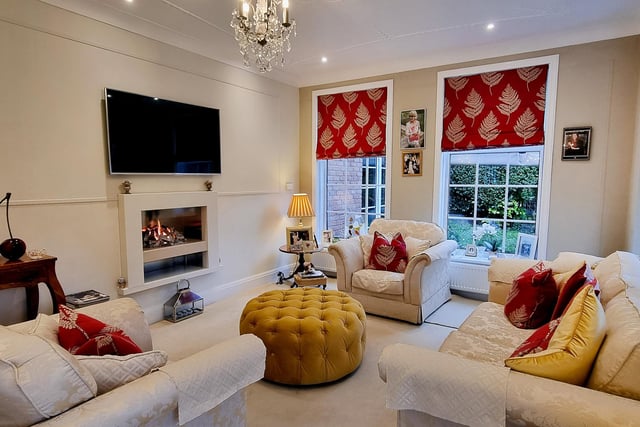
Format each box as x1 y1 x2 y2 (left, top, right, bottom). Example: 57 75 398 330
0 238 26 261
0 192 26 261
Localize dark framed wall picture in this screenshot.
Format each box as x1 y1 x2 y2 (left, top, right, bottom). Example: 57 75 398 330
400 109 426 149
402 150 422 176
562 127 592 160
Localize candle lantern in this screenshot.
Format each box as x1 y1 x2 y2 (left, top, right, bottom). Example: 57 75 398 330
164 279 204 322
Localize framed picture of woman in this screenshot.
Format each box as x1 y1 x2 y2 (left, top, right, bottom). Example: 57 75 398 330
286 226 313 251
562 127 591 160
400 109 426 149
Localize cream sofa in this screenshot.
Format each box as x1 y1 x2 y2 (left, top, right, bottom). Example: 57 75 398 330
1 297 266 427
328 219 457 324
379 251 640 426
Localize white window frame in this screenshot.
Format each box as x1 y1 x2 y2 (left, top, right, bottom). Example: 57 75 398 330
312 80 394 234
433 56 559 260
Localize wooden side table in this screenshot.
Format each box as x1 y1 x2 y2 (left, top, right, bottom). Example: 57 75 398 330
277 244 322 287
0 255 66 320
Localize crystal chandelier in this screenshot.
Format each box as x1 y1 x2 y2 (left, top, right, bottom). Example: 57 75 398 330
230 0 296 73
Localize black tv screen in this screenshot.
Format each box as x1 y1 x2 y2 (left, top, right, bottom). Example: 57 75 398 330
104 88 221 175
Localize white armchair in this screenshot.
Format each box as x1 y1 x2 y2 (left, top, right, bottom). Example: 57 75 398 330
328 219 457 324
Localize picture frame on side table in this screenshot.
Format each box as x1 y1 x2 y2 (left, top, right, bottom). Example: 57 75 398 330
321 230 334 247
464 244 477 257
286 226 313 251
516 233 538 259
562 127 591 160
400 108 426 149
402 150 422 176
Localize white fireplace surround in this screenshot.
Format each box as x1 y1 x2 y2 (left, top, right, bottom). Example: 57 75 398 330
117 191 220 295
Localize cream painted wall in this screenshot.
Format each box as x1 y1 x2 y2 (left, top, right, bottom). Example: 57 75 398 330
299 36 640 260
0 0 299 324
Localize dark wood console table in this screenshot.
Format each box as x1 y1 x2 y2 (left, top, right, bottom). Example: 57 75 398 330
0 255 66 320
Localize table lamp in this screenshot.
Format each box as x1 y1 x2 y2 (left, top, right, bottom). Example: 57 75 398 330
287 193 315 226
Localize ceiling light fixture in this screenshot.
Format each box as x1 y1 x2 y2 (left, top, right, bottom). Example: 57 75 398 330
230 0 296 73
321 56 328 63
486 23 495 30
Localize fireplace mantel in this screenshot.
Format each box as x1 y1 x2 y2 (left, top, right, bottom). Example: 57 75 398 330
117 191 220 295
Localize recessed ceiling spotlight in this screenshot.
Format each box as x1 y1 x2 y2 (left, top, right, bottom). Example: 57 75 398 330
486 23 495 30
321 57 328 63
125 0 133 3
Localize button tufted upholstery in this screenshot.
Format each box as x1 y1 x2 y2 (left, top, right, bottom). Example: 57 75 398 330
239 288 366 385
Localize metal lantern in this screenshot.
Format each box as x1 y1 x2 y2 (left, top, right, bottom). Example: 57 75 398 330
164 279 204 322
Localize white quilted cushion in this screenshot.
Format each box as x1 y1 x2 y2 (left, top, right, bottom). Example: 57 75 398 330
29 312 59 342
0 326 97 426
405 236 432 258
353 269 404 295
76 350 168 394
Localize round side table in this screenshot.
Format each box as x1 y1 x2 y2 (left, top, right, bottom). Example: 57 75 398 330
277 244 321 287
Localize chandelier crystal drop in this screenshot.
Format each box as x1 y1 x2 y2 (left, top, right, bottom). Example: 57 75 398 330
230 0 296 73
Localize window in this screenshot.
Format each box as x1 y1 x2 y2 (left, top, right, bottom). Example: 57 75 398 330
433 56 559 260
318 157 386 239
444 146 541 254
312 80 393 240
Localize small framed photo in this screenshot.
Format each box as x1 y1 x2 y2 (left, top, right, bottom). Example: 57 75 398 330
321 229 334 247
515 233 538 259
402 150 422 176
286 226 313 251
562 127 591 160
464 244 477 257
400 108 426 149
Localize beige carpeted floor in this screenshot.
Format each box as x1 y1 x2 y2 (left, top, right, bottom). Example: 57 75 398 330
151 278 481 427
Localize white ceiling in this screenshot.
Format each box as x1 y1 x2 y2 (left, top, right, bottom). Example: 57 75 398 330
40 0 640 88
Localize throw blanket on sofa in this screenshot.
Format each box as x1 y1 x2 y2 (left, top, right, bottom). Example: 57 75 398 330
379 344 509 427
160 334 265 425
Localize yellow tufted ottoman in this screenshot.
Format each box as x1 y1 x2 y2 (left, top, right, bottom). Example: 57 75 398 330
239 288 366 385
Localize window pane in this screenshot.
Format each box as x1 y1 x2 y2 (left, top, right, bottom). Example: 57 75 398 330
508 188 537 220
450 164 475 185
478 165 506 185
448 218 473 247
449 187 475 217
509 165 539 185
477 187 505 219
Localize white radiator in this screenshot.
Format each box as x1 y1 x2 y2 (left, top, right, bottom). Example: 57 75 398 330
449 260 489 295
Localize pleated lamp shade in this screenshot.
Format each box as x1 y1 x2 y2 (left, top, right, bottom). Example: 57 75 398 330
287 193 315 225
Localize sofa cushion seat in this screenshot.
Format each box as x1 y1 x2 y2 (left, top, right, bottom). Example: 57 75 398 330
352 269 404 295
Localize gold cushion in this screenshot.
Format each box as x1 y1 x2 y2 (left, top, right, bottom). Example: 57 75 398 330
505 285 606 385
239 288 366 385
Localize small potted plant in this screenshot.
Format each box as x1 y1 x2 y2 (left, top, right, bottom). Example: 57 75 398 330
472 222 501 254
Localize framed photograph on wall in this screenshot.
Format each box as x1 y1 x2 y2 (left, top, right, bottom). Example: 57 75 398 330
321 229 334 247
400 108 426 149
515 233 538 259
286 226 313 251
562 127 591 160
402 150 422 176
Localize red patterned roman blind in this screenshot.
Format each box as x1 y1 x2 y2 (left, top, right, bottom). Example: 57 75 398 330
316 87 387 160
441 65 548 151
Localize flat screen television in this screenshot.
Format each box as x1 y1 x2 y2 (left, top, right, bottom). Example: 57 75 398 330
104 88 221 175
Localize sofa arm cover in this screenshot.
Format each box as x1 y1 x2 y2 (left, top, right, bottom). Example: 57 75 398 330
404 240 457 304
160 333 266 425
379 344 640 427
328 238 364 293
379 344 509 427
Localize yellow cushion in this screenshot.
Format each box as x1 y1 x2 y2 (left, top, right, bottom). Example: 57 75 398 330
505 285 606 385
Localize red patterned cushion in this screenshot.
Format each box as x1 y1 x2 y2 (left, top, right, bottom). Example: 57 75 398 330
58 305 142 356
366 231 408 273
504 261 558 329
510 317 562 357
551 262 599 319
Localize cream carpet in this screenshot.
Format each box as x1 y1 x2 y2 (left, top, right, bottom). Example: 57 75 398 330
151 279 480 427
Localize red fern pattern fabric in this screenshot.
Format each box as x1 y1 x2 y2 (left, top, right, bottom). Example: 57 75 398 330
316 87 387 159
442 65 548 151
510 317 562 358
58 305 142 356
366 231 408 273
504 261 558 329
